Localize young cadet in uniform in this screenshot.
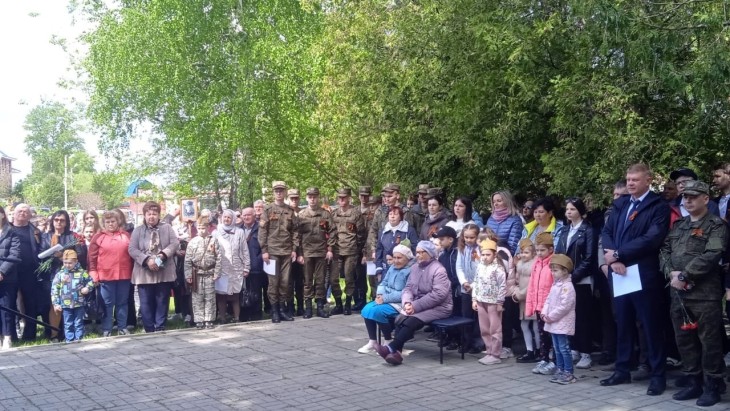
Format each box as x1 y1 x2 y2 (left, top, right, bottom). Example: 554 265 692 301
366 184 417 260
353 186 373 310
331 188 366 315
259 181 299 323
287 188 305 317
296 187 336 318
660 180 728 407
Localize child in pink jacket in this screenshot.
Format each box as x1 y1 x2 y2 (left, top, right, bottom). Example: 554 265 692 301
525 232 555 374
541 254 576 385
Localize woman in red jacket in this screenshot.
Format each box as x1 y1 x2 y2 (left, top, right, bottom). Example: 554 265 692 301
88 211 133 337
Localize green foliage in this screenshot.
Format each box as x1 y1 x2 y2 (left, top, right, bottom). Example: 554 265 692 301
77 0 730 208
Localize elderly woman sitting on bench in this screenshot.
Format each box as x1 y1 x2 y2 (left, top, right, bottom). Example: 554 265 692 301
373 240 453 365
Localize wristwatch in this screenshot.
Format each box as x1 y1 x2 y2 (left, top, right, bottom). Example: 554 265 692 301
612 250 619 261
677 273 687 282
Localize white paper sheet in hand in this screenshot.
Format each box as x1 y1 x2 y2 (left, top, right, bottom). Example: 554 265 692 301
263 260 277 276
215 276 229 293
612 264 642 297
366 261 376 276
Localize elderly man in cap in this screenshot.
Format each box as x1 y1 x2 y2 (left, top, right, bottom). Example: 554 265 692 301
296 187 336 318
259 181 299 323
332 188 366 315
660 180 728 407
287 188 305 317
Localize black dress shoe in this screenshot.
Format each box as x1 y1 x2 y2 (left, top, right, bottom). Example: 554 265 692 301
646 378 666 396
600 373 631 386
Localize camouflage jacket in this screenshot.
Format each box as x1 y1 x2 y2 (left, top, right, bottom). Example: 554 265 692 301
297 207 336 258
259 203 299 256
332 206 366 256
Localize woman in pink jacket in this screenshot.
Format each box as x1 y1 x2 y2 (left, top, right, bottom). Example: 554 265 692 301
541 254 576 384
525 232 555 375
88 211 133 337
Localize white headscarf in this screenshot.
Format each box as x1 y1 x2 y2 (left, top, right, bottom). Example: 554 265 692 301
217 209 237 233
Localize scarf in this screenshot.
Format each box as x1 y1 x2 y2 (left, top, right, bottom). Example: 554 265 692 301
218 209 237 234
383 220 409 234
491 207 510 223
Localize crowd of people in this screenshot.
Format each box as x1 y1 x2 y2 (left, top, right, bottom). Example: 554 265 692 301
0 162 729 407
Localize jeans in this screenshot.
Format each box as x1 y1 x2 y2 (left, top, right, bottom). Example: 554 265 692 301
137 282 172 332
552 333 573 374
0 282 17 337
100 280 131 333
62 307 85 342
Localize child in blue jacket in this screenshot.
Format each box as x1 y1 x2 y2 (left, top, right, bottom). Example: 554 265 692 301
51 250 94 343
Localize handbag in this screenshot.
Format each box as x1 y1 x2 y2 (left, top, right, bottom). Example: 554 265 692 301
240 287 254 308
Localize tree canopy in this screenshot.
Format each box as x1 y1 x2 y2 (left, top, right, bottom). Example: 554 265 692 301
78 0 730 208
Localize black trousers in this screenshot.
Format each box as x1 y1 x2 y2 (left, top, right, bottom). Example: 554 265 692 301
614 287 667 378
570 284 593 353
0 282 17 336
501 297 519 349
596 274 616 356
240 271 266 321
390 316 425 352
460 293 484 349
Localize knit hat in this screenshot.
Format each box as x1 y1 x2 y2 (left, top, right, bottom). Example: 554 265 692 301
416 240 437 259
392 244 414 260
63 249 78 261
535 232 554 247
518 238 534 251
550 254 574 272
480 239 497 252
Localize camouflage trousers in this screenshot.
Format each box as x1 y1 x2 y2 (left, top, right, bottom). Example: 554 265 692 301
192 275 216 323
330 254 357 298
670 296 726 378
303 256 327 300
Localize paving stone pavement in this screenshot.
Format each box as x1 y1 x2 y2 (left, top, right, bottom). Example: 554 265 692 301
0 316 727 410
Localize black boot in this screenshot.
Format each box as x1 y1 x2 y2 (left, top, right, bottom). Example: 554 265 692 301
270 303 281 323
316 299 330 318
331 297 343 315
352 290 366 312
279 304 294 321
344 296 353 315
303 299 313 319
287 299 295 317
672 374 703 401
516 350 538 363
696 376 722 407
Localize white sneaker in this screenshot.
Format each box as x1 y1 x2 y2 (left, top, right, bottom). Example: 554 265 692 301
479 355 501 365
168 313 182 321
571 350 580 363
500 347 514 359
357 341 375 354
576 353 592 369
1 336 11 350
724 352 730 367
184 315 192 322
538 361 557 375
532 360 548 374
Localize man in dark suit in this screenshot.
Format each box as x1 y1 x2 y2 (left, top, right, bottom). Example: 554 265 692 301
239 207 265 321
601 164 671 396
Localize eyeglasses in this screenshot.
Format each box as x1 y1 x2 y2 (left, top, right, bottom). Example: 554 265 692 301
523 205 533 210
53 218 65 222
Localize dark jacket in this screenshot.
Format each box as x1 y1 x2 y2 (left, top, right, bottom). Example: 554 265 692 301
375 225 419 274
602 191 670 290
420 211 449 241
438 245 459 289
0 224 21 283
40 231 88 281
244 222 263 274
555 220 595 284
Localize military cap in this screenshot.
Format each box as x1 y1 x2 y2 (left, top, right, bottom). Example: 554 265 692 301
336 188 352 197
63 249 78 261
382 183 400 193
480 239 497 252
306 187 320 196
427 187 443 198
518 238 534 251
287 188 300 198
551 254 574 272
682 180 710 196
417 184 430 195
535 232 554 247
272 181 287 190
358 186 372 196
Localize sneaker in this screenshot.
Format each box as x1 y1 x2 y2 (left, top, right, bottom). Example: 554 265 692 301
1 336 11 350
576 353 592 369
538 361 557 375
102 331 111 337
118 329 129 336
184 315 192 323
516 351 539 363
724 352 730 367
532 360 548 374
500 347 514 359
666 357 682 367
571 350 580 363
358 341 375 354
550 370 566 383
478 355 502 365
557 373 578 384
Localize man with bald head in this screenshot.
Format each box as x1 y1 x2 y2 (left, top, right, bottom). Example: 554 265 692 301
12 204 42 341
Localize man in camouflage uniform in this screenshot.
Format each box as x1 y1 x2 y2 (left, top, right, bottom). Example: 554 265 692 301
259 181 299 323
409 184 429 232
660 180 728 407
353 186 373 308
287 188 305 317
366 184 417 260
296 187 336 318
331 188 366 315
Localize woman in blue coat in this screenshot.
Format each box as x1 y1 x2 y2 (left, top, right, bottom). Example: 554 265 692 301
0 205 21 349
375 206 419 275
